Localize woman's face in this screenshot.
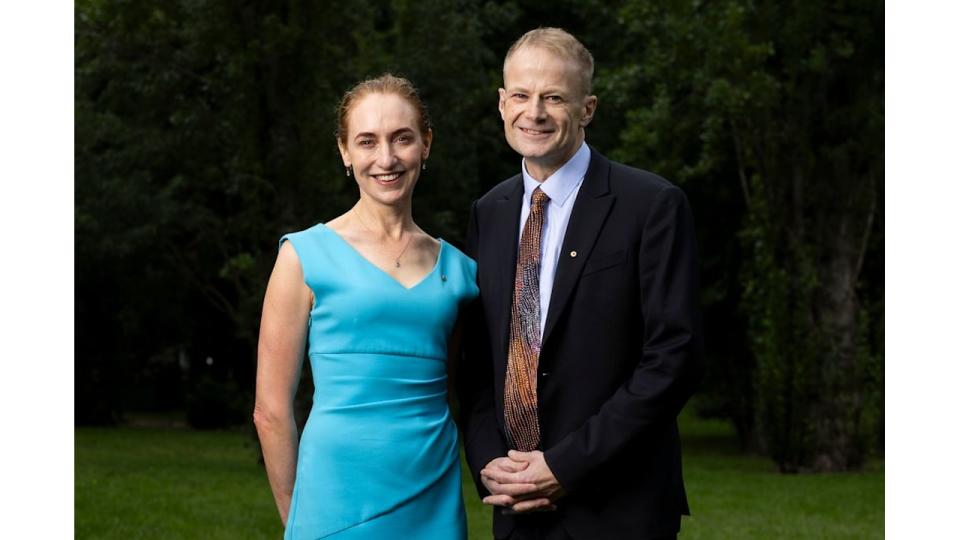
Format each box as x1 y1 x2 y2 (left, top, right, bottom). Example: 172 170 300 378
338 92 432 207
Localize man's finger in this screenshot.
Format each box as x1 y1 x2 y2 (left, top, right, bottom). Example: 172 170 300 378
508 449 532 461
497 459 529 472
483 478 539 496
510 498 555 513
481 467 527 485
482 494 515 506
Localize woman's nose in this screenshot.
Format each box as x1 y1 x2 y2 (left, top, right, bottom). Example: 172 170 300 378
376 143 397 168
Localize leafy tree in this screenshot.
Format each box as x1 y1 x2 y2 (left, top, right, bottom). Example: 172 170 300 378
76 0 384 423
76 0 884 473
75 0 495 424
610 0 883 471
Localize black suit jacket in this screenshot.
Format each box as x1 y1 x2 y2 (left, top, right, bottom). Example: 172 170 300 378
459 148 703 540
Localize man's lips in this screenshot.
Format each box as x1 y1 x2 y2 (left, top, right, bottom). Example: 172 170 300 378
518 127 554 136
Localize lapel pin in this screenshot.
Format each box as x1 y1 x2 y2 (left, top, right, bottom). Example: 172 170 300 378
570 251 578 258
441 274 447 281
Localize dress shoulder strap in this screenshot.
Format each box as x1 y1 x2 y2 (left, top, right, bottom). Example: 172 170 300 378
278 223 330 284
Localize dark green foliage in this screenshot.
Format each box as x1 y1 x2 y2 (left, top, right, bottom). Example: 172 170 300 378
609 0 884 470
75 0 492 425
185 376 248 429
76 0 883 471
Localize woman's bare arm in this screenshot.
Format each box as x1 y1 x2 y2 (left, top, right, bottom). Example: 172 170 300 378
253 241 311 524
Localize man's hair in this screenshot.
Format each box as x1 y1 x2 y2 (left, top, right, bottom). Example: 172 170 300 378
503 27 595 95
335 73 431 145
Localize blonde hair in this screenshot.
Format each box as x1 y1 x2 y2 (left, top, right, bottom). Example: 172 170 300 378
335 73 432 145
504 27 595 95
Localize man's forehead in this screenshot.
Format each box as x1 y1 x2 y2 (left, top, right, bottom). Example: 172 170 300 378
503 49 586 95
506 45 575 68
505 48 580 80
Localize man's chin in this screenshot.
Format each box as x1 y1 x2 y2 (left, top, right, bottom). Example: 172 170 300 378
508 141 552 160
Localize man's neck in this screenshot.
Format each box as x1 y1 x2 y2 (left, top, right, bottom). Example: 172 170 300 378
523 135 586 181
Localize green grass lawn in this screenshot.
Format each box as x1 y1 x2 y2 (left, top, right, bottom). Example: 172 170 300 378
76 414 882 539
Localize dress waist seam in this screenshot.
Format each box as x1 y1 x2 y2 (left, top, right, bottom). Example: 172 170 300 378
308 351 446 361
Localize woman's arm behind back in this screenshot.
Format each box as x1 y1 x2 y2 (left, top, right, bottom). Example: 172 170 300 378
253 241 312 525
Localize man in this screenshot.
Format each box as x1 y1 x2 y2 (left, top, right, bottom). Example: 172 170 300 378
459 28 703 540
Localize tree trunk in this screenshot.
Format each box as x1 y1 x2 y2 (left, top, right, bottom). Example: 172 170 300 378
811 232 864 471
808 180 878 471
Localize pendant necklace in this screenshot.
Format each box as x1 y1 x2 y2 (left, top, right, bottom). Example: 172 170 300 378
353 207 414 268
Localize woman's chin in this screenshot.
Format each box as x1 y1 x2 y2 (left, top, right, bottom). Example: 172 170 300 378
362 186 414 207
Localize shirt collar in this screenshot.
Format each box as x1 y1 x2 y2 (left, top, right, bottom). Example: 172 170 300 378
521 142 591 208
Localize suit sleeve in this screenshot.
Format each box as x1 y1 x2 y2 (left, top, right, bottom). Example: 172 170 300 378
457 200 509 497
543 185 703 493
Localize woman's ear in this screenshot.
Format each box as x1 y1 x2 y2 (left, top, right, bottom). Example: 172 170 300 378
422 128 433 161
337 139 351 168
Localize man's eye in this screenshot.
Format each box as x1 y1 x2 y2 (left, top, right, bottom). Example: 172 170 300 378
512 93 528 100
359 139 375 147
545 95 563 104
396 134 412 144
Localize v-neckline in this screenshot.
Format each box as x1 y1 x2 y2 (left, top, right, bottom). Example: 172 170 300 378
319 223 443 291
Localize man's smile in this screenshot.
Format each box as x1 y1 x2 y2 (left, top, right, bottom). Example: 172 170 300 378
518 126 555 136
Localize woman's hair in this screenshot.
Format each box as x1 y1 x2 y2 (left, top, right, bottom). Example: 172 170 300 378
504 27 595 95
335 74 432 145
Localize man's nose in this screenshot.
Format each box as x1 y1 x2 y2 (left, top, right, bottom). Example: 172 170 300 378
524 97 547 120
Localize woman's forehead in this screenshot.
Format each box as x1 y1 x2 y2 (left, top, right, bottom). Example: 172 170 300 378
345 93 419 138
350 93 416 121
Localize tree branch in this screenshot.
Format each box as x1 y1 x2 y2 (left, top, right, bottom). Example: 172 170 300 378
851 172 878 289
730 117 751 206
163 241 239 324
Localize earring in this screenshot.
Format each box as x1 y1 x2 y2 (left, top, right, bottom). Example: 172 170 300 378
421 161 427 171
345 165 353 177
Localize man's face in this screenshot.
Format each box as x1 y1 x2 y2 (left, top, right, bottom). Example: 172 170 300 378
499 46 597 180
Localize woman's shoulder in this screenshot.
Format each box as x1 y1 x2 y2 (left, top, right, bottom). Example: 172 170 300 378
439 240 478 300
279 222 330 248
439 240 473 265
439 240 477 280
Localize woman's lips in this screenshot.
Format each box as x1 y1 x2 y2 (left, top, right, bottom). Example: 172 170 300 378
371 171 403 184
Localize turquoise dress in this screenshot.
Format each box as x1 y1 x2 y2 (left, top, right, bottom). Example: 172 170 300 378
280 223 476 540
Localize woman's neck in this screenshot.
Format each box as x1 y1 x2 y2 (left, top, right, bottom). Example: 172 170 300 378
351 199 413 241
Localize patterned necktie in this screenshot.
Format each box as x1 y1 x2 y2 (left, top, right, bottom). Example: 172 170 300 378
504 187 550 451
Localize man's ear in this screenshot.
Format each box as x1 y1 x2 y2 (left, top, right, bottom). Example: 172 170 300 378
580 95 598 127
498 88 507 120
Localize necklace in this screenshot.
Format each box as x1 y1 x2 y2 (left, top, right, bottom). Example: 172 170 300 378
353 207 415 268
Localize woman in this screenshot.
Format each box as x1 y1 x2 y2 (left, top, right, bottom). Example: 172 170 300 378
254 74 476 539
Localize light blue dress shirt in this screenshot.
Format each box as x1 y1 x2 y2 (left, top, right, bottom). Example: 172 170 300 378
518 141 591 338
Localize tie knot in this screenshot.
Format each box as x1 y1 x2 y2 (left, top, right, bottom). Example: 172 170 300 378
531 188 550 211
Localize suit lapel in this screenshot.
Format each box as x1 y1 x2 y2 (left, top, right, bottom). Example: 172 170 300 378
491 176 524 357
541 149 614 346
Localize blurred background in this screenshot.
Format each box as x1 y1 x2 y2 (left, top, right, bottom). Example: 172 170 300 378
75 0 884 538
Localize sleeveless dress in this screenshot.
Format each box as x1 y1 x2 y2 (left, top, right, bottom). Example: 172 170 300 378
280 223 476 540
